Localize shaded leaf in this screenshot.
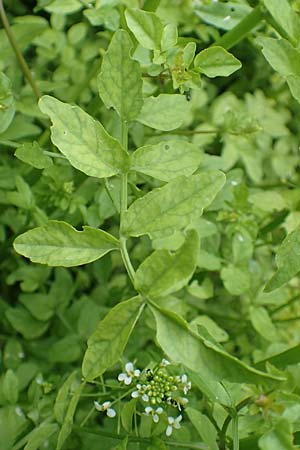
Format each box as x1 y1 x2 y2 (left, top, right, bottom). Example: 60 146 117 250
54 371 79 424
82 297 144 381
258 418 294 450
122 171 226 239
135 230 199 298
136 94 191 131
98 29 143 120
39 95 129 178
3 370 19 404
14 220 119 267
131 140 202 181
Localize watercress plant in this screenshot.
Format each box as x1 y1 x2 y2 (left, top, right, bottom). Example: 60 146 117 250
1 1 300 450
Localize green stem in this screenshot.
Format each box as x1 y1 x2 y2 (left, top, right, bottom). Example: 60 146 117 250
213 5 263 50
0 0 41 100
232 413 239 450
119 120 136 285
0 139 19 148
219 397 251 450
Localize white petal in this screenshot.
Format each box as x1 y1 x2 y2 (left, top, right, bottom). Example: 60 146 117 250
153 414 159 423
107 408 116 418
125 362 134 373
166 425 173 436
181 374 187 383
134 369 141 377
102 401 111 410
118 373 126 381
145 406 153 414
168 417 175 425
124 376 132 385
94 401 102 411
156 407 163 414
131 391 139 398
161 358 171 366
142 394 149 402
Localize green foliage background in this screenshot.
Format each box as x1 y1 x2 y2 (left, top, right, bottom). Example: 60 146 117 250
1 1 300 449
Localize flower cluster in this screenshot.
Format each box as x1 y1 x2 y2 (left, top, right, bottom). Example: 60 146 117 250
94 359 191 437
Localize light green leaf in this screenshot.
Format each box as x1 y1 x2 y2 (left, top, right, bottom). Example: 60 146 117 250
136 94 191 131
15 142 52 169
194 47 241 78
0 406 28 450
24 423 58 450
250 306 279 342
135 230 199 298
14 220 119 267
131 140 202 181
39 95 129 178
82 297 144 381
265 225 300 292
56 382 84 450
257 37 300 103
186 407 218 450
98 29 143 121
258 418 294 450
3 369 19 404
149 301 284 386
161 23 178 51
122 171 226 239
45 0 82 14
0 72 15 134
190 315 229 343
221 265 250 295
256 344 300 369
262 0 300 45
54 371 79 424
125 8 163 50
194 2 251 30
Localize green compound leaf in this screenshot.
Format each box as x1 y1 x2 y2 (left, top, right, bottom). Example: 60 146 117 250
98 29 143 121
134 230 199 298
131 140 202 181
194 46 242 78
82 297 144 381
262 0 300 45
136 94 191 131
15 142 53 169
125 8 163 50
257 37 300 104
265 225 300 292
149 302 284 386
14 220 119 267
39 95 129 178
0 72 15 134
122 171 226 239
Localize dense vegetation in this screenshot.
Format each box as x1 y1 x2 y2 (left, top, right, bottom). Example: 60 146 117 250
1 1 300 449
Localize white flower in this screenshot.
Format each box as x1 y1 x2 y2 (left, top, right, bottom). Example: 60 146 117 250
166 415 182 436
94 401 116 418
144 406 163 423
160 358 171 367
118 362 141 385
180 374 191 394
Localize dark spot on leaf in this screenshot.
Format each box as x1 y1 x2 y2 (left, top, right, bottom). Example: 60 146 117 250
165 145 170 150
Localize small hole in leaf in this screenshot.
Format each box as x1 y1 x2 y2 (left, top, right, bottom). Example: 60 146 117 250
230 7 235 12
165 144 170 150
